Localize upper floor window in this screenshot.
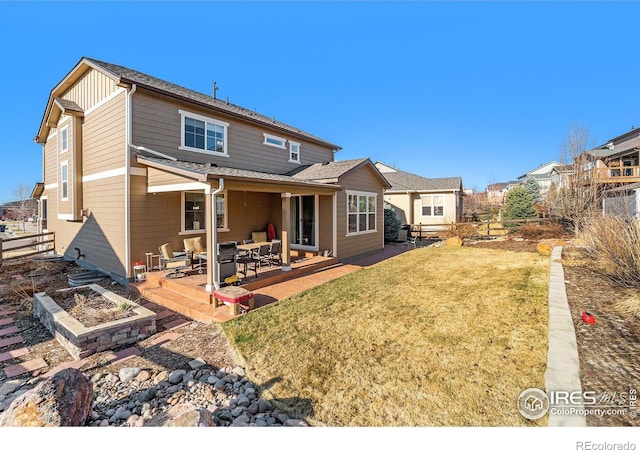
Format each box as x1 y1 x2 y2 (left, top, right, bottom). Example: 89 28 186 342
421 195 444 217
263 133 286 149
347 191 377 235
289 141 301 163
60 127 68 153
60 161 69 201
179 110 229 156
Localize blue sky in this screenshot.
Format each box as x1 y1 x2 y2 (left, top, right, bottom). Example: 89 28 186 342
2 1 640 206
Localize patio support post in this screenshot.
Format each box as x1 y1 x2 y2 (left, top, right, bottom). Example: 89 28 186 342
281 192 292 271
205 188 214 292
206 178 224 292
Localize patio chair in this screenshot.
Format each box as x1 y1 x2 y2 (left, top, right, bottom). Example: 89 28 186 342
267 239 282 266
252 243 271 269
183 236 205 269
251 231 268 243
392 229 408 246
158 243 190 278
403 232 418 248
236 249 258 281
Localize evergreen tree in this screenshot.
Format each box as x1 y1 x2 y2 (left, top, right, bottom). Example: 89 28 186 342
383 204 401 242
503 185 537 222
522 175 541 203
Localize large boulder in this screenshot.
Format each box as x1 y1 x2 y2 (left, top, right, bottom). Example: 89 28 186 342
445 236 463 247
143 403 215 427
0 368 93 426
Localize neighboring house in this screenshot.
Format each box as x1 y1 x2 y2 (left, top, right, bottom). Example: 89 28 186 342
548 164 573 190
486 181 519 206
584 128 640 185
517 161 562 197
0 199 38 221
581 128 640 218
33 57 390 288
374 162 463 226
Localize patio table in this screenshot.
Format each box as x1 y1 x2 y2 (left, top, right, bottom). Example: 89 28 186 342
236 241 269 252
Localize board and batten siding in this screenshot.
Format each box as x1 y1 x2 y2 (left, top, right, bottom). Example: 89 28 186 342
131 91 334 174
336 165 385 260
62 69 119 112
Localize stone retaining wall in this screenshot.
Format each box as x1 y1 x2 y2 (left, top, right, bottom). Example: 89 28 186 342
33 284 156 360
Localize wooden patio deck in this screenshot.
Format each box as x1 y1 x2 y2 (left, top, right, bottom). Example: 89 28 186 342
130 252 339 323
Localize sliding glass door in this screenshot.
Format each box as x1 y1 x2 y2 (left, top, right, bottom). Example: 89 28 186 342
290 195 317 249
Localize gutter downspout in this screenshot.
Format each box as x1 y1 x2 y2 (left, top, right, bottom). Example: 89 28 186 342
125 84 137 280
206 178 224 292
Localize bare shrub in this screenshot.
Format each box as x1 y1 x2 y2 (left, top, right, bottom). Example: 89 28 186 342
517 222 566 240
614 293 640 319
579 216 640 287
443 222 478 240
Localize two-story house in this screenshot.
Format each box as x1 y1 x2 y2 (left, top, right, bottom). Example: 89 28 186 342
517 161 562 198
34 57 390 290
583 128 640 217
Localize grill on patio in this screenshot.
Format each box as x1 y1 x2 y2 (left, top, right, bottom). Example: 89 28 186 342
217 241 238 284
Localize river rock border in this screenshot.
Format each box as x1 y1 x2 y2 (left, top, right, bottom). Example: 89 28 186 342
33 284 156 360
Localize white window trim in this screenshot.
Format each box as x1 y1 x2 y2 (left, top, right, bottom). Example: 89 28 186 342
346 190 378 236
60 126 69 154
178 109 229 156
263 133 287 149
40 195 48 222
180 190 229 234
289 140 301 164
420 194 445 218
60 161 69 201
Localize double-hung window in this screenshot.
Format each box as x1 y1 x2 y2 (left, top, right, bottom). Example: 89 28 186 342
60 127 68 153
60 161 69 201
289 141 300 163
421 195 444 217
179 110 229 156
347 191 377 235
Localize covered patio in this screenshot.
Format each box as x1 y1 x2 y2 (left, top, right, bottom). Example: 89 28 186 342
133 155 341 291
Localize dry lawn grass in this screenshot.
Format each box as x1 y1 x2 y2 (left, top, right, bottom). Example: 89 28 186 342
222 246 549 426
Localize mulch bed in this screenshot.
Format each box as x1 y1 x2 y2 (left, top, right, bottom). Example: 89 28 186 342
561 247 640 426
49 288 136 328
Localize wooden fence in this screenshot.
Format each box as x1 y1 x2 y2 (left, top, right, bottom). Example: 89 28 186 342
407 218 551 240
0 232 56 264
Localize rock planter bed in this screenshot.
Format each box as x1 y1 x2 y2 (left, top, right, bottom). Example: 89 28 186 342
33 283 156 360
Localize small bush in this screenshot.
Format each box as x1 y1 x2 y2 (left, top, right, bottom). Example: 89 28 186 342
443 223 478 240
579 216 640 287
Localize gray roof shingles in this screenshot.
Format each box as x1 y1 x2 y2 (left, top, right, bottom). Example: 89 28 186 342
139 156 344 188
287 158 369 180
381 169 462 192
85 57 340 150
